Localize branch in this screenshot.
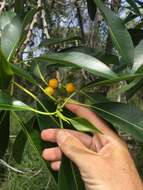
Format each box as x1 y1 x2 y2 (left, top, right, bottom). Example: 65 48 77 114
74 0 85 44
41 9 50 39
16 0 42 61
22 0 42 46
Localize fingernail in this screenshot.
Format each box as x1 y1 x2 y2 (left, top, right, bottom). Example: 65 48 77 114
42 149 48 158
57 130 70 145
41 131 45 139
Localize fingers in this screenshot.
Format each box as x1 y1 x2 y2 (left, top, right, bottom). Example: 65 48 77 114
51 161 61 171
66 103 122 142
41 129 94 171
41 129 95 171
41 128 92 148
41 103 126 172
56 130 97 170
42 147 62 161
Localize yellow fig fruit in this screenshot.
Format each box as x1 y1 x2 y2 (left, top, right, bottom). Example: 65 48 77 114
48 79 58 89
66 83 76 93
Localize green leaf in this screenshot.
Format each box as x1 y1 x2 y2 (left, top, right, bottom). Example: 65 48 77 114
13 113 58 188
12 129 27 164
0 50 13 75
1 16 22 60
34 52 117 79
60 46 104 58
87 0 97 21
36 98 59 182
70 117 100 134
0 11 16 30
58 156 85 190
0 89 58 116
83 72 143 90
126 79 143 99
36 98 59 131
11 64 37 85
13 115 43 155
93 0 134 65
92 102 143 142
78 91 109 104
0 111 10 158
0 50 13 89
126 0 140 15
100 54 120 65
132 40 143 73
0 90 33 112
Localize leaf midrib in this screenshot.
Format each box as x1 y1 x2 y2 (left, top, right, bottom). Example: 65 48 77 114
93 105 143 132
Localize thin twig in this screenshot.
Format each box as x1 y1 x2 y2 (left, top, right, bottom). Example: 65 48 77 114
0 159 25 174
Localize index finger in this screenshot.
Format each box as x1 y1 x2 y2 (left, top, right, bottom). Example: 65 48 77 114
66 103 122 143
41 128 92 148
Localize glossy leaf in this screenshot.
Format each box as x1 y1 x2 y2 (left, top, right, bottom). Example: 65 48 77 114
0 90 33 112
0 11 15 30
87 0 97 21
1 16 22 60
92 102 143 142
93 0 134 66
126 0 140 15
0 91 57 117
34 52 117 79
70 117 100 134
0 111 10 158
58 155 85 190
12 129 27 163
132 40 143 73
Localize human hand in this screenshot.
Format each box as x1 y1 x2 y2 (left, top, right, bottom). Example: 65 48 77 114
41 103 143 190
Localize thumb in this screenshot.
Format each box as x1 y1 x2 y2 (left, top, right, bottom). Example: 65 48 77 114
56 130 96 169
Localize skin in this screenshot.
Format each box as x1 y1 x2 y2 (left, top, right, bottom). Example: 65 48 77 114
41 103 143 190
